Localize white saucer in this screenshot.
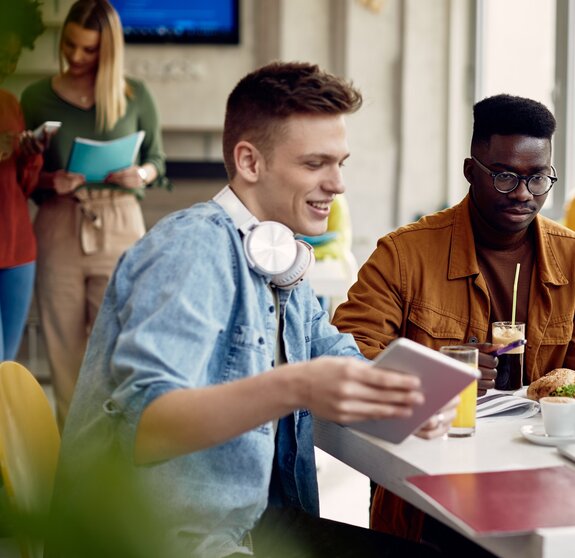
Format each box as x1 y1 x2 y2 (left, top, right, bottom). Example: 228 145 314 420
520 424 575 447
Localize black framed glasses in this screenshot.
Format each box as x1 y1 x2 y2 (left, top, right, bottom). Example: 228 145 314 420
472 156 557 196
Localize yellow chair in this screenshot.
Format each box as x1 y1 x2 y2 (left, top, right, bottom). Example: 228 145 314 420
0 361 61 558
564 195 575 230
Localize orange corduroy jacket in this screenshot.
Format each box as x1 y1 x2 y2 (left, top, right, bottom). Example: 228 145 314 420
333 194 575 539
334 195 575 384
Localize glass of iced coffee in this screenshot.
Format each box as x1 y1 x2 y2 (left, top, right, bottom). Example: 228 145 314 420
491 321 525 391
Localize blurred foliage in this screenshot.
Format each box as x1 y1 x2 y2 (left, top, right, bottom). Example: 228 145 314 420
1 451 179 558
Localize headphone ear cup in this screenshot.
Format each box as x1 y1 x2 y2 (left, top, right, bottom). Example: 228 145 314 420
243 221 298 275
272 240 315 289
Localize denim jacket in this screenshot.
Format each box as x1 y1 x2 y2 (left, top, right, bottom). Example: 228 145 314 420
60 200 362 558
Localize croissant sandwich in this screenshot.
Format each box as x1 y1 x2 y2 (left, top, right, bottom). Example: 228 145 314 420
526 368 575 401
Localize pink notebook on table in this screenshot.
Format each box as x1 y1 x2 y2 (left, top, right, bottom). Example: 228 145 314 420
407 466 575 535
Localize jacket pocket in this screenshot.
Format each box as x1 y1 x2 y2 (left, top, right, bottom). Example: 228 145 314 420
406 304 468 348
532 316 573 380
540 315 573 345
223 324 269 381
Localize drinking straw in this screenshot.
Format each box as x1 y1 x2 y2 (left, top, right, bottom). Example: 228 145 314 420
511 263 520 326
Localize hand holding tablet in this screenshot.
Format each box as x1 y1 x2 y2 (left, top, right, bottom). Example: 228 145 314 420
349 338 480 444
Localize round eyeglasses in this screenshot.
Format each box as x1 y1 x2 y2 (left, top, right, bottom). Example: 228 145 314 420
472 156 557 196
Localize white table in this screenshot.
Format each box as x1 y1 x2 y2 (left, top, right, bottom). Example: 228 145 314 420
314 415 575 558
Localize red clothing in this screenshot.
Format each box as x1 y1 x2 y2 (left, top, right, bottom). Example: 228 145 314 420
0 89 42 268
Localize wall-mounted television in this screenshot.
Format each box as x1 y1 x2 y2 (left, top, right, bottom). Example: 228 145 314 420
113 0 240 44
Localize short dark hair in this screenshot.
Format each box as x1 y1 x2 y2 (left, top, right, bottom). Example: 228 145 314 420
471 94 556 147
0 0 45 50
223 61 363 179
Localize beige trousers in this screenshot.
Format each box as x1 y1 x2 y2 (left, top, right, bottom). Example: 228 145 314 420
34 191 145 428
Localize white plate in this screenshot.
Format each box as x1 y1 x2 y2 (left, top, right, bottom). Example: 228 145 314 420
520 424 575 447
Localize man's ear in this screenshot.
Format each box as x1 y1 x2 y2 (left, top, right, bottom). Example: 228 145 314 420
463 157 474 184
234 141 264 183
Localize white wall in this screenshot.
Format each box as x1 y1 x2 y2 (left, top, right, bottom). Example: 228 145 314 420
125 1 258 132
343 0 404 263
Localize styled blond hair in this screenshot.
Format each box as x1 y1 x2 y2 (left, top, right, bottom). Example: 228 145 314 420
60 0 132 131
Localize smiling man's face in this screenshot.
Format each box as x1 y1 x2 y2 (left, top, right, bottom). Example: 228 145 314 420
465 134 552 234
250 113 350 236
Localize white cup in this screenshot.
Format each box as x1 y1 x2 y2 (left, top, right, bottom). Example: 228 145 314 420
540 397 575 437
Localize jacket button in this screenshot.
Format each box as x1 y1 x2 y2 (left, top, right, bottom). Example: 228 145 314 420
468 336 478 344
102 398 120 415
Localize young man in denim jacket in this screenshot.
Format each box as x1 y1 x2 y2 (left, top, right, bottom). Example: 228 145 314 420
56 62 453 558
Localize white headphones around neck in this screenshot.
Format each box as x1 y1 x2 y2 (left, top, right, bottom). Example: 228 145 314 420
213 186 314 289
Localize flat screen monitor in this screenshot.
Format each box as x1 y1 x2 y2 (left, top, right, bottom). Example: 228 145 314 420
112 0 240 44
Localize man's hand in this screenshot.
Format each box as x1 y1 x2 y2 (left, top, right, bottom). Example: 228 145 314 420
414 395 459 439
463 343 499 396
136 357 427 464
296 357 425 424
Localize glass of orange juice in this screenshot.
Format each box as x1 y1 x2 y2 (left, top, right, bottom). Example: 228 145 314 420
439 345 478 437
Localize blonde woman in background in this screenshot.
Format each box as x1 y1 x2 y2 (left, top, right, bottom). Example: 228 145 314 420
21 0 167 427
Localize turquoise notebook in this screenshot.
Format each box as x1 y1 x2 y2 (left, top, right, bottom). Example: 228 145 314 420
67 131 145 182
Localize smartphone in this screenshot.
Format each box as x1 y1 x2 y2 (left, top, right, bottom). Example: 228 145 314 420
32 121 62 140
557 444 575 463
489 338 527 357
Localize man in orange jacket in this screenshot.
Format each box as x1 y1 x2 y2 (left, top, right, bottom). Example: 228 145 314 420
333 94 575 556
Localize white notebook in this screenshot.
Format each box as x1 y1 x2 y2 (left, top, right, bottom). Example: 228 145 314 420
476 392 539 420
349 337 480 443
